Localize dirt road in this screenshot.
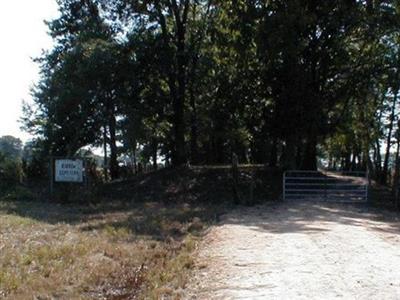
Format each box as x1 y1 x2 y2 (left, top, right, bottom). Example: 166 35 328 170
187 202 400 299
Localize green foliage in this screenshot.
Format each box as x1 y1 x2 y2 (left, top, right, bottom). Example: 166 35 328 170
0 153 24 185
0 136 22 159
1 186 37 202
20 0 400 177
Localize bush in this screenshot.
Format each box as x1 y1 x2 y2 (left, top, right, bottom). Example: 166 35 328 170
1 186 37 201
22 157 47 180
0 155 24 185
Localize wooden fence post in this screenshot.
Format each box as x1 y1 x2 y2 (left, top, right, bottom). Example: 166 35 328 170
249 175 255 205
232 153 241 204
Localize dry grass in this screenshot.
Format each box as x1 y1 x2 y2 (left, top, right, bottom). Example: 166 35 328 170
0 166 279 299
0 198 223 299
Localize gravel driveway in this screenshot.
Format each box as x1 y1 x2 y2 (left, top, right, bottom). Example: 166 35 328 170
187 202 400 299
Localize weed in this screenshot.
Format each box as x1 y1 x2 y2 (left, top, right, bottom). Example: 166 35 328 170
0 199 223 299
0 167 240 299
1 186 37 202
103 224 132 241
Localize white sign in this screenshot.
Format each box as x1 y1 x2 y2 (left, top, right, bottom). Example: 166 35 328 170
55 159 83 183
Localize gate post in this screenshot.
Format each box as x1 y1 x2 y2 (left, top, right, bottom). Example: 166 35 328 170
283 172 286 201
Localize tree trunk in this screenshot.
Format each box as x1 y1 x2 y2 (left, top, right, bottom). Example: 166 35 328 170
103 126 108 181
152 139 158 170
351 150 357 171
189 82 199 164
269 137 278 167
344 152 351 171
156 2 188 167
295 144 303 168
109 114 119 180
301 135 317 170
374 138 382 175
172 90 186 165
215 136 225 164
173 2 190 166
282 135 297 170
132 150 137 175
382 90 398 184
393 139 400 209
328 154 333 169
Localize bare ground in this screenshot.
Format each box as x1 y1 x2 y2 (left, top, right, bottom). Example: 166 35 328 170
187 201 400 299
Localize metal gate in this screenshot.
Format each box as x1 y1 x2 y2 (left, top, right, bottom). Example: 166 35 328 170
283 170 368 203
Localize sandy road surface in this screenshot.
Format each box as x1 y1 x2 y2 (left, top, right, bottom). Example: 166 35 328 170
187 202 400 299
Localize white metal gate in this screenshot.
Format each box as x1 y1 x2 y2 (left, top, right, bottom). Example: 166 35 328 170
283 170 368 203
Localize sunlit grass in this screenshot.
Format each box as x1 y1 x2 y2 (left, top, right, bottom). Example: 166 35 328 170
0 199 221 299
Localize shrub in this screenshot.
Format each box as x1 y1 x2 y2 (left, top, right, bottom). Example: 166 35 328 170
1 186 37 201
0 154 24 185
22 157 47 180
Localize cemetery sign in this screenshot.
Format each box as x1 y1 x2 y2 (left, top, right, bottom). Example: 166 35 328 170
54 159 84 183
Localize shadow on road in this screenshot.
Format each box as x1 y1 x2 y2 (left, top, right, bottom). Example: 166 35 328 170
219 201 400 236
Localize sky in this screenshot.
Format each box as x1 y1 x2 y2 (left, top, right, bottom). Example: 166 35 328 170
0 0 59 142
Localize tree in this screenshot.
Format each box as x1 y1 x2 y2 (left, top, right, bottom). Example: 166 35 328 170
0 135 23 159
22 0 400 190
24 0 125 179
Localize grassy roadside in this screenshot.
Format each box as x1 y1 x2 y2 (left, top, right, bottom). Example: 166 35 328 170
0 166 279 299
0 198 225 299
